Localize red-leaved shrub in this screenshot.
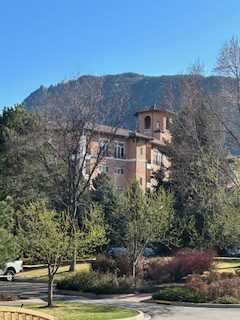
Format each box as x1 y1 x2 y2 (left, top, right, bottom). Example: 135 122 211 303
170 248 216 280
136 256 149 278
91 255 117 274
144 248 216 283
115 254 132 276
187 272 240 300
91 254 132 276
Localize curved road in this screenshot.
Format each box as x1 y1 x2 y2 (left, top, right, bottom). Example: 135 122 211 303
0 281 239 320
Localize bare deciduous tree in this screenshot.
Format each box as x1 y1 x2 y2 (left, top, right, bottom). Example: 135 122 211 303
31 78 130 271
212 36 240 187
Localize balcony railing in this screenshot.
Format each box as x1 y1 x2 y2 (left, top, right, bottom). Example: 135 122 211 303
114 152 126 159
153 160 162 166
144 129 151 134
100 149 111 157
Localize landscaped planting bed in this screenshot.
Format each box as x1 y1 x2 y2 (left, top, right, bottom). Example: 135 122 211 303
57 271 153 294
152 287 207 303
57 249 240 303
152 271 240 304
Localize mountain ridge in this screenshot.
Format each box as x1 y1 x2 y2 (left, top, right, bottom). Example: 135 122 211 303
23 72 234 130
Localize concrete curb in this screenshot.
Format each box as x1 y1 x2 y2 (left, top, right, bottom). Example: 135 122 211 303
155 300 240 308
56 289 99 298
57 289 240 308
56 289 152 300
116 310 145 320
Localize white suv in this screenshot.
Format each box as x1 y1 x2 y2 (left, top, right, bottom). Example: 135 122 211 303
0 259 23 281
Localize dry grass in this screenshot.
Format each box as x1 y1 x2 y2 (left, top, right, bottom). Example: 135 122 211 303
215 258 240 273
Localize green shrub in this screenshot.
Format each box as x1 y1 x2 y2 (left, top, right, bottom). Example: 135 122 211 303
57 272 94 291
214 295 240 304
152 287 207 303
57 271 151 294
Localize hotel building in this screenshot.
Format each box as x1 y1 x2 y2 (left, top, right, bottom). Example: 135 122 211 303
87 104 173 192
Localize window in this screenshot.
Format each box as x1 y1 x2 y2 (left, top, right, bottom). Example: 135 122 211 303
166 117 171 130
153 148 163 166
140 147 143 155
144 116 151 134
114 167 125 175
99 138 110 156
156 121 160 129
139 177 143 185
114 141 125 159
116 186 124 193
144 116 151 129
99 165 109 173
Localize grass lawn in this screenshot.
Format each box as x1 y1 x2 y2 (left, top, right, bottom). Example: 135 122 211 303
215 257 240 272
17 263 90 281
23 302 138 320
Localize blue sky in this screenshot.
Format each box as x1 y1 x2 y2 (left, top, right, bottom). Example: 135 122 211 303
1 0 240 110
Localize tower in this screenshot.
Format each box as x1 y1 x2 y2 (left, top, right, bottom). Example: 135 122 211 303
135 104 174 143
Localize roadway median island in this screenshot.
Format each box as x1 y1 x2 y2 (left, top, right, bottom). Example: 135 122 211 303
17 302 140 320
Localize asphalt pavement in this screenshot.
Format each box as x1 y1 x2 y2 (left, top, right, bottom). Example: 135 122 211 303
0 280 240 320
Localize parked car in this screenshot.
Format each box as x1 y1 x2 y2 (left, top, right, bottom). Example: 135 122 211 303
0 259 23 281
143 247 156 257
225 248 240 257
106 246 156 257
106 247 127 256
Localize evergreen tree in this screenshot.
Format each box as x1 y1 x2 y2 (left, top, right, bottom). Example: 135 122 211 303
0 105 47 208
0 197 17 268
167 102 230 246
91 173 118 244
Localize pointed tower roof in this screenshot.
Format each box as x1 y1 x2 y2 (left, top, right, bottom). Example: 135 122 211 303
134 104 175 116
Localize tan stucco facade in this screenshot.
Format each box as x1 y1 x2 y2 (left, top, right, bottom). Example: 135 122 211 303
86 106 173 192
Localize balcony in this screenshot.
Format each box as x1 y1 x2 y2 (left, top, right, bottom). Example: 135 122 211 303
100 150 111 157
153 160 161 166
144 129 151 134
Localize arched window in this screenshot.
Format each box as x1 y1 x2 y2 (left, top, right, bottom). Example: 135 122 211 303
144 116 151 129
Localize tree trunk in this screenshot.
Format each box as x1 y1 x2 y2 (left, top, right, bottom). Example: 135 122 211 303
69 245 77 272
132 261 137 280
47 275 54 307
69 221 77 272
